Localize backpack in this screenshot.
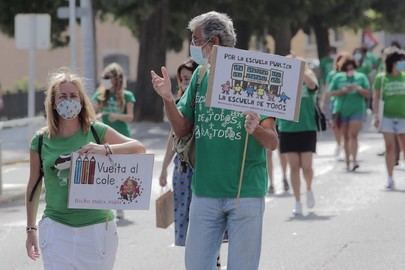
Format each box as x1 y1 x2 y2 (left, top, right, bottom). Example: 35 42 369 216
172 66 207 169
28 124 101 201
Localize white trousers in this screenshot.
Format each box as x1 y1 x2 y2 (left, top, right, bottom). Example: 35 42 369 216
38 217 118 270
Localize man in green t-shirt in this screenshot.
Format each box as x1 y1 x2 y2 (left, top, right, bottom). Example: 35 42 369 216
151 11 278 270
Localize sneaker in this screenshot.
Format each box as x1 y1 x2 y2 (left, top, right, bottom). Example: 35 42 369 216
351 162 360 172
268 185 275 194
116 209 125 220
386 178 395 190
293 201 303 216
283 178 290 192
306 191 315 209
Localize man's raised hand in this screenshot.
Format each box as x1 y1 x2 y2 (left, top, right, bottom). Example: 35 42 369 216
151 67 173 102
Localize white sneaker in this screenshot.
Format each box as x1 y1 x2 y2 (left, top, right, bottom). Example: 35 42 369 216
293 201 303 216
116 209 125 220
306 191 315 209
386 178 395 190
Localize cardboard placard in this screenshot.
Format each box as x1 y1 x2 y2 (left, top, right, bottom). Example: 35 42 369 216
68 153 154 210
207 46 305 121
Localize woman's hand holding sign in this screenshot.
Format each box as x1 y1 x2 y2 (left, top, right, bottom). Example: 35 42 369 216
151 67 173 102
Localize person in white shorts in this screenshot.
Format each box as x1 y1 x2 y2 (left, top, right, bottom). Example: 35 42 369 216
373 48 405 189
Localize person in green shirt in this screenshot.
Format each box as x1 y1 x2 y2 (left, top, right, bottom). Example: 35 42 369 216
92 63 136 220
329 57 371 171
92 63 135 138
277 62 318 216
323 52 350 161
151 11 278 270
372 49 405 189
319 46 337 87
25 68 145 270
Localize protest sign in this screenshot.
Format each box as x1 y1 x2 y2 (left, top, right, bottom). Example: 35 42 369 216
207 45 305 121
68 153 154 210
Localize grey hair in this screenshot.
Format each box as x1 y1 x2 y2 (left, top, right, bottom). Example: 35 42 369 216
188 11 236 47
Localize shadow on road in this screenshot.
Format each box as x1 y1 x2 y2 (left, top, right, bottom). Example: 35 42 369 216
286 212 335 222
116 218 136 227
382 188 405 194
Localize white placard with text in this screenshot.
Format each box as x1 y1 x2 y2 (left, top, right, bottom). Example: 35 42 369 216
68 153 154 210
207 46 305 121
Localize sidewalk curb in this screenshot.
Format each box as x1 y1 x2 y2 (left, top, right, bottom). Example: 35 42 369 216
0 191 26 205
3 159 29 166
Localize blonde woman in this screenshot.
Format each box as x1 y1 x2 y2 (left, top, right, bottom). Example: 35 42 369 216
92 63 135 138
25 68 145 270
92 63 135 219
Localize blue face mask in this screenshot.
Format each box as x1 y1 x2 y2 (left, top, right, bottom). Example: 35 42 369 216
190 45 207 65
395 61 405 72
190 40 210 65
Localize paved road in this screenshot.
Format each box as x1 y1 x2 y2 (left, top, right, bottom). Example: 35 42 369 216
1 118 405 269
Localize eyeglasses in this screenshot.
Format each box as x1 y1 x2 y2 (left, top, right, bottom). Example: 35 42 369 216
191 38 210 47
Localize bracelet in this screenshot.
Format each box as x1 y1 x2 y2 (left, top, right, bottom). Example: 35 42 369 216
104 144 113 155
26 226 37 232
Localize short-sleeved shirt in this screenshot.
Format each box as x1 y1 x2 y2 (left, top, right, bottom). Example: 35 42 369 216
30 121 114 227
373 72 405 118
320 56 334 85
92 90 135 137
177 66 268 198
328 72 370 117
277 85 317 132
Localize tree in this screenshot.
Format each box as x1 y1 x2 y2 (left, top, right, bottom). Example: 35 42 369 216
368 0 405 33
97 0 171 121
305 0 374 59
0 0 70 47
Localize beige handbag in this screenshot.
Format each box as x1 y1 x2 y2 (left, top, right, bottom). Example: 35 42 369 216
155 189 174 229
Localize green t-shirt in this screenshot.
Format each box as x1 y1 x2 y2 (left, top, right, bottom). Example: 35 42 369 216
373 72 405 118
30 121 114 227
357 53 376 76
177 66 268 198
320 56 334 85
328 72 370 117
92 90 135 137
277 86 317 132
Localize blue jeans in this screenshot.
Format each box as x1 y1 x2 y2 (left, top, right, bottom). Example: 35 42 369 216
185 195 265 270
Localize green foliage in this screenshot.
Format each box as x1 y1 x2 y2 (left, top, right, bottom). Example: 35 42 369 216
369 0 405 32
10 77 42 93
0 0 70 48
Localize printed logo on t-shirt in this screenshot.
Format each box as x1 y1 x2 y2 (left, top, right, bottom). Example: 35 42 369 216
53 154 71 186
195 92 243 141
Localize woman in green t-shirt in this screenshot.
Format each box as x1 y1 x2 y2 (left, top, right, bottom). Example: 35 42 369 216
373 49 405 189
277 63 318 216
25 68 145 270
328 57 371 171
93 63 135 138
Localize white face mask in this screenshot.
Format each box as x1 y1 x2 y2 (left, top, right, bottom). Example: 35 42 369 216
56 99 82 120
102 79 113 90
353 53 362 61
190 44 208 65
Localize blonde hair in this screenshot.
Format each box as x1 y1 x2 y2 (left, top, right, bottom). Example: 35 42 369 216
98 63 126 110
44 68 96 137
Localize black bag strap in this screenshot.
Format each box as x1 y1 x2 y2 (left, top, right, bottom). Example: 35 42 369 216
28 124 100 202
29 134 43 202
90 124 101 144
